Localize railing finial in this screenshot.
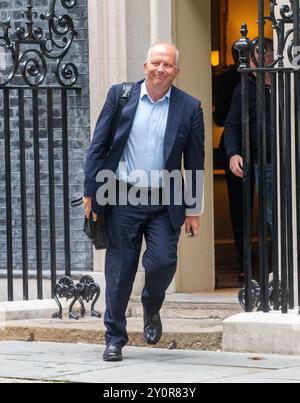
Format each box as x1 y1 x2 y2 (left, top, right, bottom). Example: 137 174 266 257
235 23 253 69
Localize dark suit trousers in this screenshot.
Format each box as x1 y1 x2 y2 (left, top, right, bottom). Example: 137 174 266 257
219 135 255 274
104 201 181 348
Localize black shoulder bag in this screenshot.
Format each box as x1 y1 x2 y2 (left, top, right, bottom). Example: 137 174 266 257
71 82 135 250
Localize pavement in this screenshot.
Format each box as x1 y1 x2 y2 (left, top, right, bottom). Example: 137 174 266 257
0 341 300 383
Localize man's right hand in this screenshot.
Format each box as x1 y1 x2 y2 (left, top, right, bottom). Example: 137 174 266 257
83 197 97 222
229 155 244 178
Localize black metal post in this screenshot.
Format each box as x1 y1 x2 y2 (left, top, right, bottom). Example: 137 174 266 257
270 73 280 310
32 89 43 300
235 24 254 311
285 72 295 309
257 0 270 313
294 0 300 313
279 71 289 313
18 88 29 300
242 70 253 312
4 89 13 301
47 89 57 296
61 89 71 277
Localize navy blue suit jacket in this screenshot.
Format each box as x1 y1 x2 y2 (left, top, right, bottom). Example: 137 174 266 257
84 80 205 230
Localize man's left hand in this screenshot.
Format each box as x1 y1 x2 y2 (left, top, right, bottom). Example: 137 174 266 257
83 197 98 222
185 216 200 238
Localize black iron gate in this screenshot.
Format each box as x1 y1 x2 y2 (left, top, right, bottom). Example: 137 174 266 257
0 0 81 301
237 0 300 313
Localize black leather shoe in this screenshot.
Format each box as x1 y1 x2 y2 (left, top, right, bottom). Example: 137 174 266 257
103 345 123 362
143 309 162 345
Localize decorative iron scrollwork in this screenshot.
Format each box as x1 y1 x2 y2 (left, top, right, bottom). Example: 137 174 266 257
75 275 102 319
235 1 300 69
238 279 284 312
52 276 79 320
0 0 78 87
52 276 101 320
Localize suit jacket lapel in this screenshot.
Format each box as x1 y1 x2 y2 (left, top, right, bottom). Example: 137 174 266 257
164 87 184 164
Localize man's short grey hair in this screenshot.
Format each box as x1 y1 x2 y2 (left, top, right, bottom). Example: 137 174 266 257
146 41 180 67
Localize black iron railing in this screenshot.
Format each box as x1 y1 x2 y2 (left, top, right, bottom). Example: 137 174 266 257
237 0 300 313
0 0 81 301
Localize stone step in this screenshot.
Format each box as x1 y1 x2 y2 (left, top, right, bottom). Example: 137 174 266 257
0 292 242 352
127 292 243 321
0 317 223 351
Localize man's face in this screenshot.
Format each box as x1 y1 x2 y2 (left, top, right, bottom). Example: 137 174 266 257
264 50 274 66
251 47 274 68
144 45 180 91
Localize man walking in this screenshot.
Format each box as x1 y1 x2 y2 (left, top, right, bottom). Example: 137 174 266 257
84 42 205 361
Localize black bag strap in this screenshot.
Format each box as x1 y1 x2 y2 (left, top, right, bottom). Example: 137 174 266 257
70 197 84 207
110 81 135 146
71 82 134 208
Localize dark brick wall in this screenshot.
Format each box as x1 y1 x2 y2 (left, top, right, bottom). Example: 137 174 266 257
0 0 93 273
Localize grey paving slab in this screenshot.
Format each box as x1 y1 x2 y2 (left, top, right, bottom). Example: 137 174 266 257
56 363 268 384
0 358 103 380
258 366 300 381
0 341 96 356
208 366 300 383
168 350 300 370
0 342 185 366
0 346 103 366
0 341 300 383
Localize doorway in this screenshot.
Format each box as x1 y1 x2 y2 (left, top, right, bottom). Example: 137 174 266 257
211 0 273 288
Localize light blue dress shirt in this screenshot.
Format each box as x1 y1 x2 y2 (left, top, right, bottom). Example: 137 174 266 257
116 81 171 188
